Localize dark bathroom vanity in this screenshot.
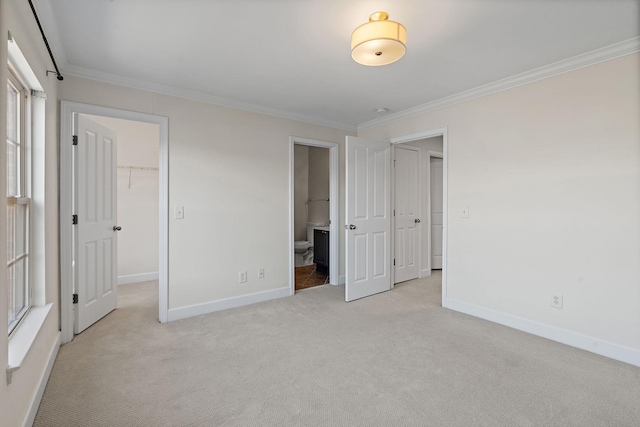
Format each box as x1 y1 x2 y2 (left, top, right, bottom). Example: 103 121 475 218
314 229 329 275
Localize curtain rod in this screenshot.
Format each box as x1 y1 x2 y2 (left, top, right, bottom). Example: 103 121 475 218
27 0 63 81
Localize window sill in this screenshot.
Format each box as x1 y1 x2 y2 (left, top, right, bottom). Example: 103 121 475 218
7 303 53 385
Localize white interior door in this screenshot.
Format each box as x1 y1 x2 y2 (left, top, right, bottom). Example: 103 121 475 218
394 146 420 283
430 157 443 269
75 115 118 333
345 136 391 301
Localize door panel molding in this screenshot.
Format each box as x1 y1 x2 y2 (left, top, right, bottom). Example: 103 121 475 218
393 145 420 283
74 116 118 333
345 136 391 301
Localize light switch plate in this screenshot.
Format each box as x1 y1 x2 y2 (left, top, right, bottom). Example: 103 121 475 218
175 206 184 219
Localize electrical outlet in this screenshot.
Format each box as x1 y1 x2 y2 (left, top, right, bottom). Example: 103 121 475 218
239 271 247 283
551 294 563 309
258 268 265 279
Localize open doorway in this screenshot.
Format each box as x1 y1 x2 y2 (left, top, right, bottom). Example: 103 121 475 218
293 144 330 290
341 130 447 304
393 136 443 282
85 115 160 286
60 102 169 344
390 128 448 305
289 137 339 294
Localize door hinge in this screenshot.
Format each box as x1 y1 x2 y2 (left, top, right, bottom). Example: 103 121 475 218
72 135 78 145
393 259 396 266
72 214 78 225
393 209 396 216
73 293 78 304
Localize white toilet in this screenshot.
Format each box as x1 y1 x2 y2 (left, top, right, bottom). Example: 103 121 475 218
295 222 328 267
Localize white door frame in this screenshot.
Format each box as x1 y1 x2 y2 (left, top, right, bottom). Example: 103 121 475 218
289 137 339 293
389 127 448 304
426 150 444 275
60 101 169 344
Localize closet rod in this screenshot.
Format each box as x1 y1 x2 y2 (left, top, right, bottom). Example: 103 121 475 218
117 165 159 171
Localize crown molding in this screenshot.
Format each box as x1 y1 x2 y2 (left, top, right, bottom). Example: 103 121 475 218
61 64 357 132
32 1 639 135
33 0 356 132
358 36 640 133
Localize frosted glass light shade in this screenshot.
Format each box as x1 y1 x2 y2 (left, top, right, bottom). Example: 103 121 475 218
351 12 407 66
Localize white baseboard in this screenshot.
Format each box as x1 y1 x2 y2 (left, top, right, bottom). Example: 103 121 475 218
338 275 345 285
443 297 640 367
23 332 61 427
167 286 291 322
117 272 159 286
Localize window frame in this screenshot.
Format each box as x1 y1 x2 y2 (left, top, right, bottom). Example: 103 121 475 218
7 66 31 336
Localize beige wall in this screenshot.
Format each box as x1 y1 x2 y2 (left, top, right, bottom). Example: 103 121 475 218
307 146 330 225
293 144 309 241
294 145 331 242
360 54 640 351
58 76 352 310
1 1 61 426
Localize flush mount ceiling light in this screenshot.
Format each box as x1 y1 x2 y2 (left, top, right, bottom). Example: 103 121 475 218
351 11 407 66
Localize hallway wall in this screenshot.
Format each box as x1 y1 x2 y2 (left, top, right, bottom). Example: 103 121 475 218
294 145 309 241
307 147 330 225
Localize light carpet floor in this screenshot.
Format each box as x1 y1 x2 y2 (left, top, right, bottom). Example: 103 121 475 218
35 273 640 426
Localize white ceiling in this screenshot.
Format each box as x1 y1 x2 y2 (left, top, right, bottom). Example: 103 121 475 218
35 0 640 130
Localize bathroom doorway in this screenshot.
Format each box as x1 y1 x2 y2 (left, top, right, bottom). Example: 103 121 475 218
289 137 339 293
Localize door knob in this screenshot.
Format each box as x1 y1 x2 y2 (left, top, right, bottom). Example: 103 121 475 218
113 226 122 231
414 219 421 223
349 224 357 230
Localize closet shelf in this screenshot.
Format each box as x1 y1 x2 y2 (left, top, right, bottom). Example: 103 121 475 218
118 165 159 189
117 165 159 171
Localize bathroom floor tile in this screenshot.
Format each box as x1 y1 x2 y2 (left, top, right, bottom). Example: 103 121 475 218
295 264 328 291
